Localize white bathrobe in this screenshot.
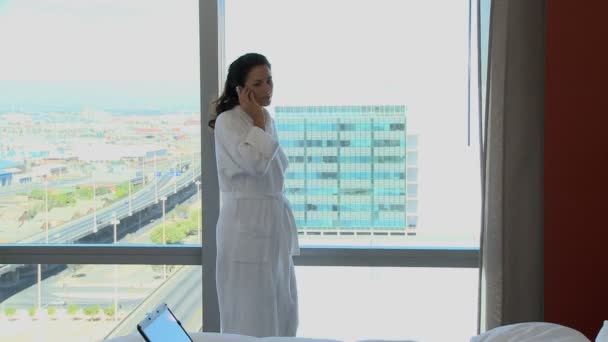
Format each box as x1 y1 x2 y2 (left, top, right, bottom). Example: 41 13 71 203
214 105 300 337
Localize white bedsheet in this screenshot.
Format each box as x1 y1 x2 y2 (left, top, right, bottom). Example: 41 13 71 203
105 332 343 342
107 322 595 342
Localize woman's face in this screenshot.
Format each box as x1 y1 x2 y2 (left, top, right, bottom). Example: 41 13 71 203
243 65 273 106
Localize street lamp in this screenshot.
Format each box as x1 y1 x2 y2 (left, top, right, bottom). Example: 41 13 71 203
113 264 118 321
142 154 146 187
111 212 120 244
38 173 50 311
44 174 49 243
110 213 120 321
160 196 167 280
160 196 167 245
191 151 195 183
128 173 132 216
195 180 202 244
154 153 158 203
178 152 182 174
173 164 177 194
37 264 42 310
93 177 97 233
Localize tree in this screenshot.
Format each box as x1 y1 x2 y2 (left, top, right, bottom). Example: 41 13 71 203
83 305 100 321
75 187 93 200
30 189 45 200
103 305 115 320
67 304 80 317
114 182 129 200
28 307 37 319
4 307 16 319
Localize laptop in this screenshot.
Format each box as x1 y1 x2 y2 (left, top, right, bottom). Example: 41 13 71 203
137 303 193 342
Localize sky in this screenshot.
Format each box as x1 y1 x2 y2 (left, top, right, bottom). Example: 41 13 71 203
0 0 199 81
0 0 200 111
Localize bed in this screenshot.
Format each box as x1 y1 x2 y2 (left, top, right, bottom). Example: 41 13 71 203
470 322 592 342
105 332 343 342
106 322 598 342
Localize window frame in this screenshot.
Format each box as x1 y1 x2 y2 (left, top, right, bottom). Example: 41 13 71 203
0 0 481 333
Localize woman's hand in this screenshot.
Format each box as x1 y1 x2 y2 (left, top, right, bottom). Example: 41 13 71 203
237 86 265 129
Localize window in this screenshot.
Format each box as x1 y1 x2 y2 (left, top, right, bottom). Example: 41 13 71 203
0 263 201 341
407 184 419 197
226 0 481 249
1 0 491 340
407 168 419 182
0 0 202 338
0 0 201 247
225 0 486 339
407 151 419 167
406 136 419 150
296 267 479 341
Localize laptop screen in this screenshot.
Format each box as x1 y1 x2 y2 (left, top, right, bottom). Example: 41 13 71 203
141 306 192 342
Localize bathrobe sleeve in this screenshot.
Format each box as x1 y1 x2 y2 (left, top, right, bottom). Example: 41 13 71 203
214 110 279 177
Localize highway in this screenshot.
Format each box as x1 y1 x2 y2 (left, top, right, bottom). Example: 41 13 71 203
0 164 201 277
105 265 202 339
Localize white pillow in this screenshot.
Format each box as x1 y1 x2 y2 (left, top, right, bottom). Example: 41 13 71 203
596 321 608 342
470 322 590 342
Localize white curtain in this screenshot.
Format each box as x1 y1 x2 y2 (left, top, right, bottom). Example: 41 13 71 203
478 0 545 332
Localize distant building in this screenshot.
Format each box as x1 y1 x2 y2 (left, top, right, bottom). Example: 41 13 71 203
275 105 418 235
0 160 24 186
71 143 166 163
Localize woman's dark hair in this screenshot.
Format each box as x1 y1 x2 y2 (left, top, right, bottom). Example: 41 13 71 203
208 53 271 129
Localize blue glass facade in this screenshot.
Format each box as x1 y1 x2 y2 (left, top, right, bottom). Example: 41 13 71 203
275 105 418 233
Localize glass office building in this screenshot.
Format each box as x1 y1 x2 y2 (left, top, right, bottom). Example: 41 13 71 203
275 105 418 235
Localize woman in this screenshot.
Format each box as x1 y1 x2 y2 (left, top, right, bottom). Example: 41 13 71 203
210 53 300 337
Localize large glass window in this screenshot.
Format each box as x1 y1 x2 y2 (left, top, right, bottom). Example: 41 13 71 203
296 267 478 341
0 0 202 247
0 264 201 341
1 0 492 338
0 0 203 337
225 1 486 338
225 0 482 248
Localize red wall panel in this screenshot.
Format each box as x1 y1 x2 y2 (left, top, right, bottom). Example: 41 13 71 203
544 1 608 339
